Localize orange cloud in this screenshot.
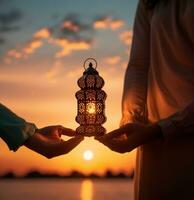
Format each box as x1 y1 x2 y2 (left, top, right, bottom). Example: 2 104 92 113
33 28 51 39
52 38 92 58
93 17 124 30
23 39 43 55
4 24 93 63
7 49 22 59
5 39 43 63
120 30 133 45
103 56 121 65
62 20 80 32
4 28 46 62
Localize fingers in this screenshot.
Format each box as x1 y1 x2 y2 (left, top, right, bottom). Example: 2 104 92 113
47 136 84 158
95 129 124 141
59 126 76 137
98 137 132 153
25 132 84 159
96 123 134 141
103 127 126 139
38 125 76 137
62 136 84 153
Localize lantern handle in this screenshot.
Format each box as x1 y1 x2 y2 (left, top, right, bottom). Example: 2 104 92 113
84 58 97 70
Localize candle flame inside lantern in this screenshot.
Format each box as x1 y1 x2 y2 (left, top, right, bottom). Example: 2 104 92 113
86 103 96 114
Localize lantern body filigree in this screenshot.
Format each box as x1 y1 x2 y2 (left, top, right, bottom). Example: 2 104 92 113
75 59 106 137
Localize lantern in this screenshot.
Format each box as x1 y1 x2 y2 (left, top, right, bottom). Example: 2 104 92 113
75 58 107 137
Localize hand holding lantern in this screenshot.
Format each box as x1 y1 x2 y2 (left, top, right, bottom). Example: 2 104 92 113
75 58 107 137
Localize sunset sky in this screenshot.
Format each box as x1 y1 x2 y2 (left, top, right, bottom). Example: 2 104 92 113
0 0 138 176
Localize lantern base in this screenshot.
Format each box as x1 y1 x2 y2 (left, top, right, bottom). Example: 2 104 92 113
76 125 106 137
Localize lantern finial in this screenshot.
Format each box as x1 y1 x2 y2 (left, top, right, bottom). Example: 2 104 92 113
89 62 93 68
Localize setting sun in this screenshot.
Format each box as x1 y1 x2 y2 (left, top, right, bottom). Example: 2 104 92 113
83 150 94 161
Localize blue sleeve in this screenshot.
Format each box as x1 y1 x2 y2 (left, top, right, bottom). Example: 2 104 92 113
0 103 37 151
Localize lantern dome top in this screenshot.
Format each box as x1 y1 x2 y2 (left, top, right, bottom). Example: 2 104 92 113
77 58 105 89
83 62 99 75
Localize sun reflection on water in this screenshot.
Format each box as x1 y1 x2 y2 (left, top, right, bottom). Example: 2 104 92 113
80 179 93 200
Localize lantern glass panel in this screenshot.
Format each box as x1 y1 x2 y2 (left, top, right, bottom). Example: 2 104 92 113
86 102 96 114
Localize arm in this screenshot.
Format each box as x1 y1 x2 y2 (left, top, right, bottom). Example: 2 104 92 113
158 99 194 140
0 103 37 151
0 103 84 157
121 1 151 126
95 2 155 153
97 100 194 153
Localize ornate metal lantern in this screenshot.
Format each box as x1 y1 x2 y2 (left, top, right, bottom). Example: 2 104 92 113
75 58 107 137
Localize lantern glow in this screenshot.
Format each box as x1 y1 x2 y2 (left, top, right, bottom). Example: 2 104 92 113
86 102 96 114
75 58 107 137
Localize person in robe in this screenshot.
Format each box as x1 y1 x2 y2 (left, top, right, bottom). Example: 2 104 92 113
96 0 194 199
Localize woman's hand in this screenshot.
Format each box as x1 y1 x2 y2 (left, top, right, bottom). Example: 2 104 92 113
25 125 84 158
95 123 162 153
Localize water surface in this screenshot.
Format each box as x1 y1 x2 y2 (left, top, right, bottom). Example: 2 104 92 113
0 179 134 200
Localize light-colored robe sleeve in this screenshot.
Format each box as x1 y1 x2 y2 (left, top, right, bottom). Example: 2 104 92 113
0 103 37 151
158 100 194 140
120 1 151 126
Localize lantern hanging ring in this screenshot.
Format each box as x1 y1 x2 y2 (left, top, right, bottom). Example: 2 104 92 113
83 58 97 70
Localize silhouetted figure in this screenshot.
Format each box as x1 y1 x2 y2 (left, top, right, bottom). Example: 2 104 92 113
96 0 194 199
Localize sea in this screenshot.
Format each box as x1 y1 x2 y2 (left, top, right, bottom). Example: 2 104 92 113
0 179 134 200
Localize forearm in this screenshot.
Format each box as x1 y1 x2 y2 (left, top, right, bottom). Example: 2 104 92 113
158 100 194 140
120 1 151 126
121 60 149 124
0 103 37 151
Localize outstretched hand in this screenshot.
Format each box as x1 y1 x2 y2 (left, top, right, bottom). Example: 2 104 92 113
95 123 162 153
25 125 84 158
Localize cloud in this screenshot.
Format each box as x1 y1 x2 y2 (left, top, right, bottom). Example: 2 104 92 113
52 38 92 58
62 20 80 32
5 39 43 61
7 49 22 59
3 32 42 61
57 14 94 43
119 30 133 45
0 9 22 32
61 14 93 32
4 27 92 62
3 39 41 63
93 16 124 30
103 56 121 65
33 28 51 39
3 13 126 63
4 14 94 62
23 39 43 55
